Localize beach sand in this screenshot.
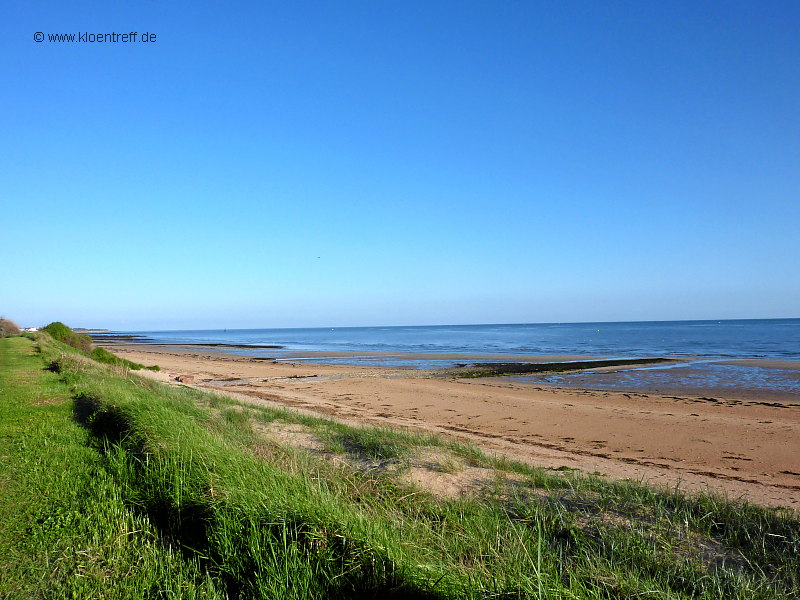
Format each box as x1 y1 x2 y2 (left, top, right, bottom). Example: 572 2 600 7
103 342 800 511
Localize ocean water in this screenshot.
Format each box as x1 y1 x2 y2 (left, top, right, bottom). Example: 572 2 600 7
115 319 800 360
110 320 800 397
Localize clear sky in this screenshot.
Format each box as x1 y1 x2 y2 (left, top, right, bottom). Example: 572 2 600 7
2 1 798 330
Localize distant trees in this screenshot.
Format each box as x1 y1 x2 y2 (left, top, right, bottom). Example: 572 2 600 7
0 317 21 337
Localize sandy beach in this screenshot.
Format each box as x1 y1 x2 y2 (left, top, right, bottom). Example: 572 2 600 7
102 342 800 511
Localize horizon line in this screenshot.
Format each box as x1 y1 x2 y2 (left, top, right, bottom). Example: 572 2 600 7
100 316 800 333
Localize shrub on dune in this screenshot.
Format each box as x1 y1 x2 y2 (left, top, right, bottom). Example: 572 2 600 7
40 321 93 353
0 317 21 337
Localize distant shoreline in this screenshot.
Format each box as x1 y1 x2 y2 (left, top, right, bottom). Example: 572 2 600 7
91 320 800 365
97 336 800 404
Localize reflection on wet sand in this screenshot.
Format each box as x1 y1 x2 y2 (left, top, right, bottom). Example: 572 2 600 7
520 360 800 402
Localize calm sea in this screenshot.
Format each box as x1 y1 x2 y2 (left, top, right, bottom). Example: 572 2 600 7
115 319 799 359
112 320 800 397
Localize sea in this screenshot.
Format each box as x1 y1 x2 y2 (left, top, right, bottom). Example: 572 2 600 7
113 319 798 359
109 319 800 398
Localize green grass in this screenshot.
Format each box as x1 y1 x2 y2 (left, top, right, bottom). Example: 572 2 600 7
90 346 160 371
0 336 222 599
2 333 798 599
319 424 435 462
37 321 160 371
39 321 93 352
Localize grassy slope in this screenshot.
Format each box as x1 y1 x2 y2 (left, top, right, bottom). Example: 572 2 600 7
0 336 222 599
1 334 798 599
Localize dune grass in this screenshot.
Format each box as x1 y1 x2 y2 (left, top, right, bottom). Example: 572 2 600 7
90 345 160 371
1 332 798 599
39 321 93 352
0 336 222 599
38 320 159 371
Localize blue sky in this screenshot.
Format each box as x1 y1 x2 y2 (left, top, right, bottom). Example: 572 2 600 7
2 1 798 329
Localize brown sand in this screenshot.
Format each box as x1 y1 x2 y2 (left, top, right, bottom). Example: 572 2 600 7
106 343 800 511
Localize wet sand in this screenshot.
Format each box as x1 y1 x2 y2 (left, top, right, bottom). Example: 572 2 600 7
102 342 800 511
721 359 800 370
523 361 800 403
